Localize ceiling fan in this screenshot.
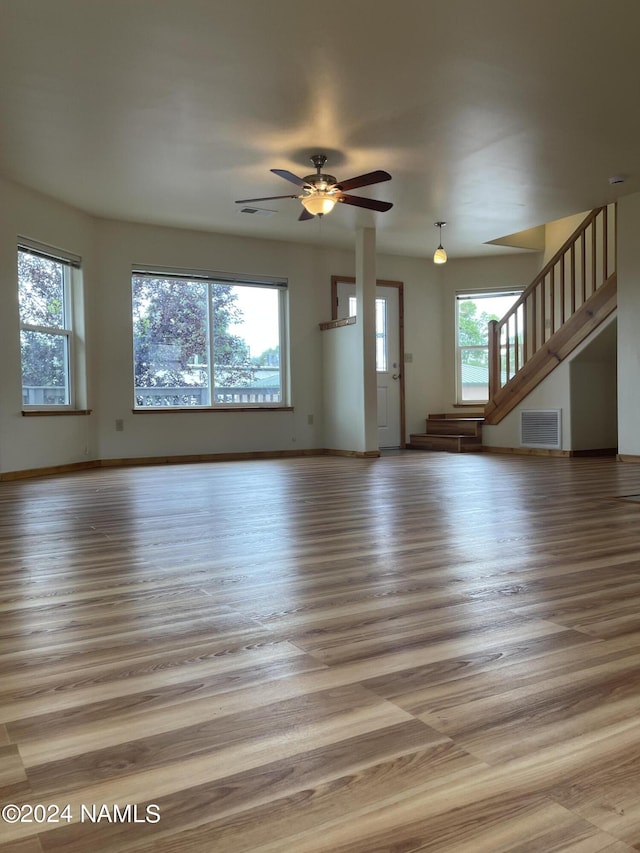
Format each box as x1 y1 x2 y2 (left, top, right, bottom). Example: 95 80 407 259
235 154 393 220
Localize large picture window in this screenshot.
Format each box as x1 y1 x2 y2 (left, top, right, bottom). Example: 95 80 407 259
18 243 80 408
132 270 287 408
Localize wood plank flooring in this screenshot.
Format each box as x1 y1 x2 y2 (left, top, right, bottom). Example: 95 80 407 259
1 452 640 851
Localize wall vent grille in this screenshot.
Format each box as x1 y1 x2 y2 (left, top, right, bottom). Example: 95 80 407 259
240 207 275 216
520 409 562 449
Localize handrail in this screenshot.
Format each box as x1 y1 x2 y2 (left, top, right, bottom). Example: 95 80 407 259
512 207 604 314
487 204 616 403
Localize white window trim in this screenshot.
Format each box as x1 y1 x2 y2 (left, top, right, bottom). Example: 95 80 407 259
454 287 523 405
131 267 289 410
18 241 81 411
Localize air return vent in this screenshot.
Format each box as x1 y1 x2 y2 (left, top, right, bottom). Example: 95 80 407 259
240 207 275 216
520 409 562 449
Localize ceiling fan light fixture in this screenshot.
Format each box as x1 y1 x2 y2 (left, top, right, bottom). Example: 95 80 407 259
433 221 448 264
236 155 392 220
301 191 337 216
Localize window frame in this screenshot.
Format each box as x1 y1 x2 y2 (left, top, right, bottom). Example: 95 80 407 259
454 287 523 405
131 267 289 410
18 240 81 411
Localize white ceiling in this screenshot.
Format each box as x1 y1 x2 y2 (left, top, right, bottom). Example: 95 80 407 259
1 0 639 259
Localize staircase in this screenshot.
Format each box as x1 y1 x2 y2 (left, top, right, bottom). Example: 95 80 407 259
485 204 617 425
408 413 484 453
409 206 617 453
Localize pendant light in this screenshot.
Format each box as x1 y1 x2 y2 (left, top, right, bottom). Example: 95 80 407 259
433 221 448 264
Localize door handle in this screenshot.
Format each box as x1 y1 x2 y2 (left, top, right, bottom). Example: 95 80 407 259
392 373 400 380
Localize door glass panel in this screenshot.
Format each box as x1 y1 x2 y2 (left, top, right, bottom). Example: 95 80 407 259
341 291 388 371
375 298 387 372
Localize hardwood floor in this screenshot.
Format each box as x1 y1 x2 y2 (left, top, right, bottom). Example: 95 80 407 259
1 452 640 852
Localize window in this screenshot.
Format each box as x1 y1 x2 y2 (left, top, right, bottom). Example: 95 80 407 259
18 242 81 408
455 289 522 403
132 269 288 408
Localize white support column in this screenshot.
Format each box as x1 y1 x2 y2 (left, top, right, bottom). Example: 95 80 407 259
355 226 378 453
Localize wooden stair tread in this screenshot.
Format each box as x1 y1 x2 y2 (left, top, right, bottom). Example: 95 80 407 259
428 413 484 420
423 416 484 439
412 433 482 439
409 412 484 453
408 434 483 453
409 435 482 442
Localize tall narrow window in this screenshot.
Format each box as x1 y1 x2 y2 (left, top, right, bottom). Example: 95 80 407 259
455 289 522 403
132 270 288 408
344 294 388 372
374 297 388 372
18 243 80 408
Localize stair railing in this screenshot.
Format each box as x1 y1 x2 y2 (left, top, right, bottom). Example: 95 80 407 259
488 204 616 399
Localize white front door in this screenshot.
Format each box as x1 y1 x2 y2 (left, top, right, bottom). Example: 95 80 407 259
336 281 403 448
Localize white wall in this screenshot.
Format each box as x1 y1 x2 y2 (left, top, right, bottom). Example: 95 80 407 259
570 361 617 450
482 314 618 452
482 365 572 451
375 254 444 435
570 319 617 451
319 250 446 441
93 218 331 460
0 176 98 473
617 192 640 457
543 212 589 266
5 173 635 472
0 176 448 472
93 219 445 459
322 324 363 451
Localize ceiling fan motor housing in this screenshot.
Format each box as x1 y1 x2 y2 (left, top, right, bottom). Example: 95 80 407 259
304 173 337 191
305 155 337 191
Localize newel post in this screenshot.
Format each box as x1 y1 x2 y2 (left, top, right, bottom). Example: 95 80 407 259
488 319 499 400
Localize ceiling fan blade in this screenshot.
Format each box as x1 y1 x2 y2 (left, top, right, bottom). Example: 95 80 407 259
335 170 392 192
298 208 315 221
235 194 299 203
338 194 393 212
271 169 312 189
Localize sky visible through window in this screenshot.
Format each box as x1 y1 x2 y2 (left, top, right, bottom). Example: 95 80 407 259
462 292 520 322
230 286 279 359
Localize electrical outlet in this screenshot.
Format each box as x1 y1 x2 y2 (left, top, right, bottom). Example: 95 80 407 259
115 419 124 432
307 414 314 425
